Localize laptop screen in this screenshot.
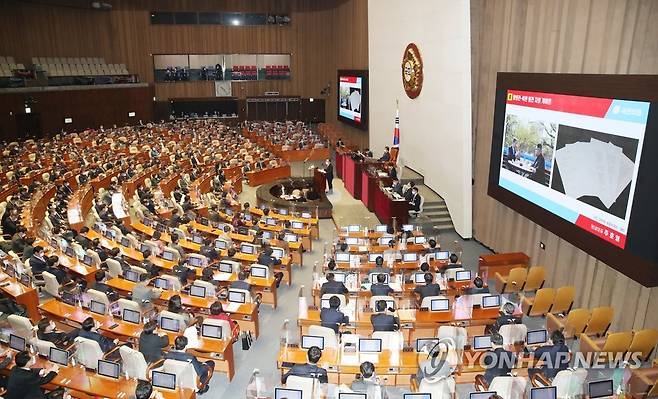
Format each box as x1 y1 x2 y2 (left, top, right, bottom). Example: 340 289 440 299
123 308 141 324
274 388 302 399
215 239 228 249
9 334 25 351
333 272 346 283
192 235 204 244
301 335 325 350
261 231 273 240
531 386 557 399
372 225 386 233
403 394 432 399
430 298 450 312
271 248 284 259
189 285 206 298
402 253 418 262
414 236 427 244
402 224 413 232
278 208 288 215
124 270 139 282
160 316 180 332
335 252 350 262
284 234 298 242
218 261 234 273
348 225 360 232
98 359 120 379
266 218 277 226
19 273 31 287
588 380 613 399
201 324 223 339
320 298 331 309
90 300 106 315
250 266 267 278
301 212 312 219
188 256 203 267
413 273 427 284
140 244 150 253
164 251 177 261
368 253 382 262
436 251 451 260
482 295 501 308
473 335 492 350
49 347 69 366
228 290 246 303
291 221 304 229
339 394 367 399
358 338 382 353
154 278 169 289
152 370 176 390
240 244 254 254
345 237 359 245
527 329 548 345
120 237 131 247
82 255 94 266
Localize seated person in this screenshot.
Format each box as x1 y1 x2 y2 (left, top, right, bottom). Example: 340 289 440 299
320 273 349 296
90 269 118 301
69 317 116 353
36 318 72 345
20 237 36 262
230 270 252 292
370 255 392 275
351 361 388 398
482 333 515 385
208 301 239 339
281 345 328 384
133 380 164 399
139 320 169 363
169 234 186 258
419 262 431 273
45 255 71 284
224 247 239 263
529 330 570 379
139 249 158 278
414 273 442 302
161 295 192 328
6 351 59 399
416 342 457 386
370 273 394 296
199 238 219 261
426 238 440 254
150 231 165 256
440 253 461 272
370 300 399 332
131 272 163 309
465 276 490 295
320 295 349 333
29 246 48 275
491 302 519 333
109 247 131 275
164 336 215 393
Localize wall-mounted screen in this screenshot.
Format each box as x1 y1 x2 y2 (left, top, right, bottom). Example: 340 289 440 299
338 69 368 130
488 73 658 287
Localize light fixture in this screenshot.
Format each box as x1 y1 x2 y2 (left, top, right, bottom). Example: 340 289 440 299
128 111 136 117
24 107 31 114
309 98 314 102
231 19 240 26
64 117 73 124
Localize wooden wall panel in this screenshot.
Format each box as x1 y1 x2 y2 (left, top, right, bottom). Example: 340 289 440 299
471 0 658 333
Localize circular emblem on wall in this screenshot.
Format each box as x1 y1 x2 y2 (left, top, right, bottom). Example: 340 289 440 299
402 43 423 99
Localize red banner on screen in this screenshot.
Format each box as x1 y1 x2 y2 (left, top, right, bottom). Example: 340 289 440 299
575 215 626 249
506 90 613 118
340 76 358 83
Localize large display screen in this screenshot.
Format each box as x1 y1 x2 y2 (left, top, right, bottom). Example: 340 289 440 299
337 70 368 130
488 73 658 287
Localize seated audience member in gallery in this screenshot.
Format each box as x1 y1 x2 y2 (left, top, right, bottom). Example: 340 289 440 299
320 295 349 333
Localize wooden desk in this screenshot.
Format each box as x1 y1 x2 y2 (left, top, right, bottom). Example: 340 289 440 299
0 273 40 322
374 186 409 226
247 165 291 187
478 252 530 278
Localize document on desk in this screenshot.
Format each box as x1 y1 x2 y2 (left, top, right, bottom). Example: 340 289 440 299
225 302 241 313
213 272 233 281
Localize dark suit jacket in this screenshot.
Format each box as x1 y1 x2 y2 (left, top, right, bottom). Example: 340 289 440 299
533 343 570 379
325 162 334 180
29 255 48 274
281 363 328 384
73 329 116 353
532 154 546 182
230 280 252 292
371 313 400 331
165 350 208 379
6 367 58 399
466 286 490 295
320 280 349 296
320 307 349 333
139 332 170 363
409 194 421 212
414 283 442 301
371 283 394 296
483 347 516 384
391 183 403 196
200 245 219 260
379 152 391 162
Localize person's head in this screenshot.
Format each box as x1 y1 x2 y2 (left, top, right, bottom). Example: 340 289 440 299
473 276 484 288
135 380 153 399
329 295 340 309
33 246 44 257
210 301 224 315
307 346 322 364
360 361 375 379
449 253 458 264
14 351 32 368
375 300 387 313
201 267 214 281
203 238 213 247
512 138 518 147
428 238 437 248
388 239 395 248
153 231 161 240
376 273 387 284
110 247 121 257
551 330 565 345
168 295 182 313
535 143 543 155
171 233 179 243
142 248 152 259
491 332 503 347
384 146 390 152
424 272 434 284
143 320 158 335
502 302 516 316
392 178 399 186
37 318 54 333
80 226 89 234
94 269 105 282
420 262 430 272
339 242 348 252
227 248 236 257
81 317 95 331
238 270 249 281
325 158 330 166
375 256 384 267
174 335 188 350
327 259 336 271
326 272 335 282
412 187 418 195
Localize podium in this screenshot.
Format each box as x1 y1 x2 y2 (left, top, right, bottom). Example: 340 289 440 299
313 167 326 193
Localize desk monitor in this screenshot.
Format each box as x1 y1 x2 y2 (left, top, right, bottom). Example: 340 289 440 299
61 291 77 306
215 239 228 250
455 270 472 281
65 247 75 258
228 290 246 304
274 388 302 399
358 338 382 353
377 236 393 245
284 233 298 242
104 229 116 239
82 254 94 266
333 272 346 283
155 223 166 233
19 273 31 287
124 270 139 282
49 347 69 366
123 308 141 324
90 300 106 315
240 243 255 254
375 224 388 233
368 253 382 263
266 218 277 226
278 208 289 215
272 247 284 259
346 237 359 245
225 208 234 216
218 261 234 273
430 298 450 312
470 392 497 399
192 235 204 244
120 237 131 248
473 335 492 350
160 316 180 332
243 214 252 221
481 295 501 308
140 243 150 253
250 266 267 278
189 284 206 298
531 386 557 399
143 218 152 227
348 225 360 232
301 212 312 219
291 221 304 229
301 335 325 350
9 334 25 351
201 324 223 339
436 251 451 260
413 273 427 284
414 236 427 244
3 262 14 278
199 217 209 226
97 359 120 379
402 252 418 262
527 329 548 345
188 257 203 267
154 277 169 289
152 370 176 390
588 380 614 399
163 250 176 261
402 224 413 232
404 394 432 399
261 231 273 240
335 252 350 262
416 338 440 352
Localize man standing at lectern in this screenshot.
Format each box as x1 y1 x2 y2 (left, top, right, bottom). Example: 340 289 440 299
322 158 334 193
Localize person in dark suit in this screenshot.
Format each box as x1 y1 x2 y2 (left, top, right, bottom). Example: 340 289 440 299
29 246 48 275
440 253 462 273
379 146 391 162
409 187 421 213
133 380 155 399
281 346 328 384
69 317 116 353
199 238 219 261
230 270 252 292
531 144 546 183
370 256 392 276
390 179 403 196
370 300 399 331
528 330 570 379
404 182 416 201
165 336 215 393
320 273 349 296
491 302 520 333
370 273 394 296
75 226 92 249
320 295 349 333
90 269 118 301
466 276 490 295
388 165 398 180
6 351 59 399
414 273 442 302
139 320 169 363
323 158 334 192
482 333 515 384
507 138 518 160
45 256 70 284
36 318 71 345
